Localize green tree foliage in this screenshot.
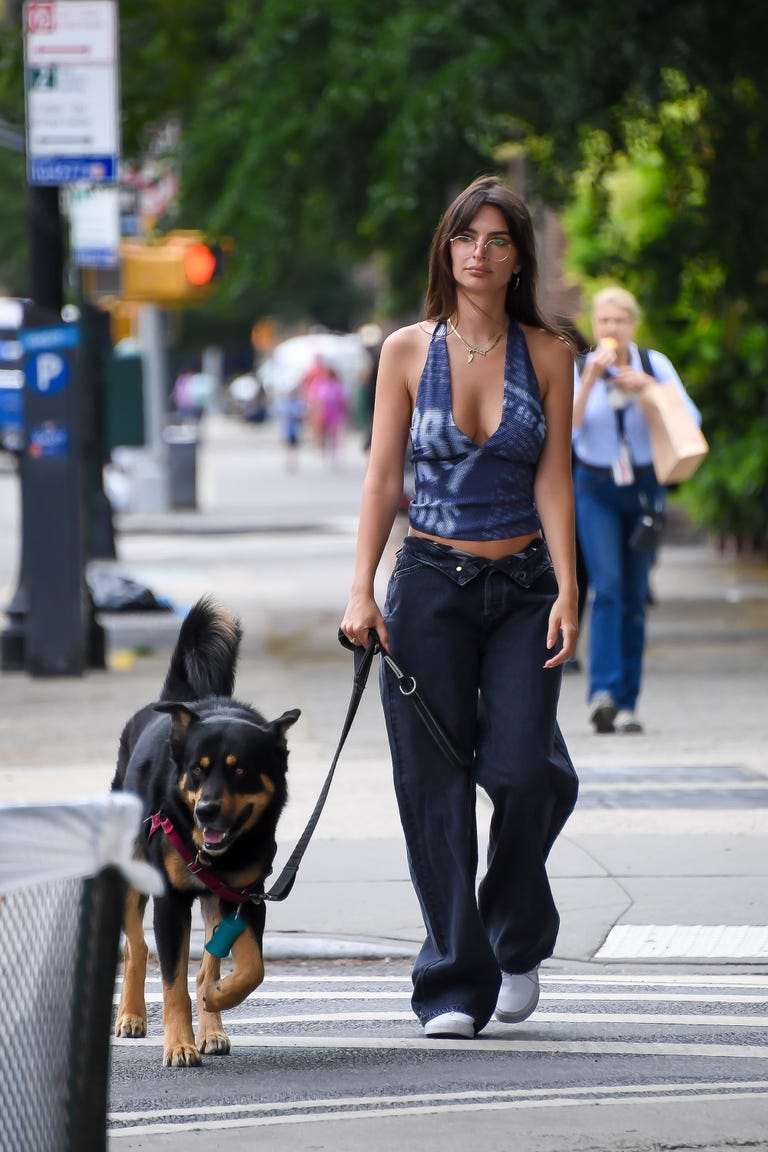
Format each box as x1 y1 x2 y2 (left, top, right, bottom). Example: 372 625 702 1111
0 0 766 537
562 70 768 545
0 145 28 295
0 10 27 295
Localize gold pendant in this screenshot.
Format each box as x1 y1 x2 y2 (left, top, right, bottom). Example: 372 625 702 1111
466 351 474 364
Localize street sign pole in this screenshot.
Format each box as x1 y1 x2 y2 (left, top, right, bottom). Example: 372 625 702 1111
136 304 170 513
28 183 64 312
4 1 120 675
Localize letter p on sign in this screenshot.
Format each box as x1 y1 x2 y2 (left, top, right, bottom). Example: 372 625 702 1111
30 351 68 394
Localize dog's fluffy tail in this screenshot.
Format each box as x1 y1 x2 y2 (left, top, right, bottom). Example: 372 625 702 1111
159 595 242 702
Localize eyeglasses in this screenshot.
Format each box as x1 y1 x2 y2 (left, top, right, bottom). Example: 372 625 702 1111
449 233 513 263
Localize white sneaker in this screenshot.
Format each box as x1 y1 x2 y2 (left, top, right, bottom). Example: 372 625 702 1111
424 1011 475 1039
615 709 644 734
589 692 616 733
494 968 540 1024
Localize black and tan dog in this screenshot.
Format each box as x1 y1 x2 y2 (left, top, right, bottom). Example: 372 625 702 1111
112 595 300 1066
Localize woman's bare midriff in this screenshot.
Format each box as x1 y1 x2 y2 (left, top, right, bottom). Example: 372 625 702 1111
408 526 541 559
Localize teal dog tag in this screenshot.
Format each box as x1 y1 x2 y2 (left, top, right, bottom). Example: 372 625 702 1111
205 910 246 958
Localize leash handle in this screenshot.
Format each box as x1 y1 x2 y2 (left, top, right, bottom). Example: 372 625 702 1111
263 628 468 903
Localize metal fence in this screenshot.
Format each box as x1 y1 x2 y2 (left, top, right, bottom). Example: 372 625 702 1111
0 796 160 1152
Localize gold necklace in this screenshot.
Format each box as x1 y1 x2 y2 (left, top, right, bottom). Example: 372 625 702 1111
447 318 504 364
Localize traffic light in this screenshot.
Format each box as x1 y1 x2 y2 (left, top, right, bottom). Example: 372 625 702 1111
120 231 227 304
184 242 224 286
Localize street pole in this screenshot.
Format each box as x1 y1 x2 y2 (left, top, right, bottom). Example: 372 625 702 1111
28 185 64 312
79 293 117 560
136 304 170 513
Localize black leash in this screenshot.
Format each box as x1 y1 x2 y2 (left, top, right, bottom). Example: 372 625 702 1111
263 629 466 902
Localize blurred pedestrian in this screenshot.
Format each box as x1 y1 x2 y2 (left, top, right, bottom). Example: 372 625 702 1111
572 286 701 734
275 384 306 471
171 365 199 423
306 361 348 463
341 174 579 1040
360 334 382 452
171 364 215 423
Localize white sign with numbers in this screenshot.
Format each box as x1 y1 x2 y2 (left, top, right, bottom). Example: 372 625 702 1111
23 1 120 185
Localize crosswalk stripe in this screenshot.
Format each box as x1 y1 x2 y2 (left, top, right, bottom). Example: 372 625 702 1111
109 971 768 1138
109 1083 768 1138
110 1077 768 1122
112 1035 768 1058
220 1011 767 1028
576 780 768 792
123 972 768 988
119 988 768 1005
597 924 768 960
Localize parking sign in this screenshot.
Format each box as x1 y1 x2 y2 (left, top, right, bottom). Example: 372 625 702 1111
23 1 120 185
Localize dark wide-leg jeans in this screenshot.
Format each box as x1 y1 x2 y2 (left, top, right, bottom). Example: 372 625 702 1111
380 535 578 1031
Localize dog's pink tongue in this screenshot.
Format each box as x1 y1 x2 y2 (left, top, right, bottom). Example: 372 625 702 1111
204 828 226 844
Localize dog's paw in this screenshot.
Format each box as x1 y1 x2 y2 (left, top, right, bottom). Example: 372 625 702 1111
162 1042 203 1068
115 1012 147 1039
197 1028 231 1056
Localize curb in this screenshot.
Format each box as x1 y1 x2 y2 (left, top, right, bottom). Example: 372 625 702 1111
264 934 417 961
146 932 417 963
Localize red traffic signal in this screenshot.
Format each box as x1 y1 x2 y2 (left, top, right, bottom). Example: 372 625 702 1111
184 242 223 286
121 232 230 303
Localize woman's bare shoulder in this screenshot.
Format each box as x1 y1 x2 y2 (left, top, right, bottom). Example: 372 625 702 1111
380 321 436 391
383 320 437 355
519 323 574 400
520 323 573 360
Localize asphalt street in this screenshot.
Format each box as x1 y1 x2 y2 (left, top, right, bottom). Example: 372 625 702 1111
1 412 768 1150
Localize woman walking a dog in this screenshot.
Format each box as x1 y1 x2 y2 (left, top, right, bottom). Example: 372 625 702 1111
341 174 579 1039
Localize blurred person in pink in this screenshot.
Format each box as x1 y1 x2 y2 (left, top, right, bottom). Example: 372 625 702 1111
305 360 348 462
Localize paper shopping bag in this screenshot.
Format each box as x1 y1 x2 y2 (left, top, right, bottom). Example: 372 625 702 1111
639 384 709 484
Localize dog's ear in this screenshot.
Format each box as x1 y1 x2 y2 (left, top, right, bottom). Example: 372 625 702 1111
155 702 200 746
269 708 301 745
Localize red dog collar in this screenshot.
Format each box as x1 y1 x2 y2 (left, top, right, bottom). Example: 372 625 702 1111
148 811 273 905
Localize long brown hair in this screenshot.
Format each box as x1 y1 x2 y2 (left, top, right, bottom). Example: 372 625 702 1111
423 175 561 338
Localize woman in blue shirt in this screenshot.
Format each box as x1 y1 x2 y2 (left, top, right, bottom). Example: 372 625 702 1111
573 286 700 734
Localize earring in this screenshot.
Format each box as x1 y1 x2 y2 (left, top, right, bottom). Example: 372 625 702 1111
510 273 520 291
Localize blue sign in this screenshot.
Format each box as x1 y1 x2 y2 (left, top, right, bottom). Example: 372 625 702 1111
28 155 119 186
0 372 24 433
0 340 23 362
71 246 119 268
27 351 70 396
19 325 79 354
28 423 70 459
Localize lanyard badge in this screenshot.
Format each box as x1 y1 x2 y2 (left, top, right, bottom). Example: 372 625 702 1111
612 439 635 486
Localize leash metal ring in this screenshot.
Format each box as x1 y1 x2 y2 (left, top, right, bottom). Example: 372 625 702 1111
398 676 417 697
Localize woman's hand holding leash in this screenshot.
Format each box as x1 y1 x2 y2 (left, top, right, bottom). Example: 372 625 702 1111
340 593 389 652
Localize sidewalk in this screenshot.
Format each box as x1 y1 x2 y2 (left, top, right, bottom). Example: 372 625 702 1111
1 414 767 969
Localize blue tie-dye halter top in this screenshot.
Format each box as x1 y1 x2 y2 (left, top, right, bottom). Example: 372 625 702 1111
408 320 546 541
